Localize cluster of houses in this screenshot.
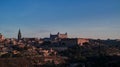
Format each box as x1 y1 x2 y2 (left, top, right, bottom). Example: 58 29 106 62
0 30 89 51
0 30 89 57
1 30 120 66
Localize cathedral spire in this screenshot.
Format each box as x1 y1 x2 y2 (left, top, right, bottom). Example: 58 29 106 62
18 29 22 40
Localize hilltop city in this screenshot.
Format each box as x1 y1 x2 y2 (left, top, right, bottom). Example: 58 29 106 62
0 29 120 67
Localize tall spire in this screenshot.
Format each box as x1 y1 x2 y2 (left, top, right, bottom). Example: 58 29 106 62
18 29 22 40
65 32 67 35
57 32 60 35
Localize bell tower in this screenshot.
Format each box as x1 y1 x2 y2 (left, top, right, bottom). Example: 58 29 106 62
18 29 22 40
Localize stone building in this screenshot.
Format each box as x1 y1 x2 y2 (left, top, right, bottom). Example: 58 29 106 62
0 33 5 42
60 38 89 47
50 32 67 41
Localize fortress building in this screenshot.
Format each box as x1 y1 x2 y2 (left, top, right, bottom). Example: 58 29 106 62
50 32 67 41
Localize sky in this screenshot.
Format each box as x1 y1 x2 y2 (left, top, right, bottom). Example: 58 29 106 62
0 0 120 39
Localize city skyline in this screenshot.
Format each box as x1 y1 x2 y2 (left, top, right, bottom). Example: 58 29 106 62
0 0 120 39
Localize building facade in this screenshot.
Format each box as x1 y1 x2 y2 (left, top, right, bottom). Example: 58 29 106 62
60 38 89 47
50 32 67 41
0 33 5 42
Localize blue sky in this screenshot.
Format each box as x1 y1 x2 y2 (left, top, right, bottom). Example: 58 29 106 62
0 0 120 39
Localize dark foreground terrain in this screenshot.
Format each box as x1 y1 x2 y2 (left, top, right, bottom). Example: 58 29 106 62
0 56 120 67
